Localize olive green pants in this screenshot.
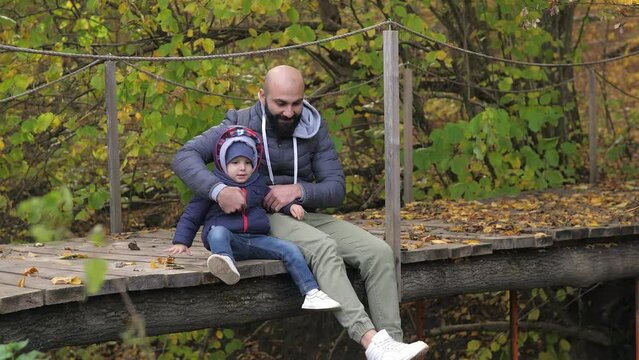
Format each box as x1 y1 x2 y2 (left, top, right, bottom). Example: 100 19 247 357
267 212 403 342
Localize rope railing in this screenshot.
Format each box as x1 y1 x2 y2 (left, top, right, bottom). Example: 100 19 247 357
593 69 639 102
2 19 639 105
123 61 255 101
391 21 639 68
0 21 387 62
411 64 582 94
123 61 383 101
0 59 103 104
1 20 638 67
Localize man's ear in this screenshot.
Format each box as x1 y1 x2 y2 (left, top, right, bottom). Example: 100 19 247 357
258 89 265 102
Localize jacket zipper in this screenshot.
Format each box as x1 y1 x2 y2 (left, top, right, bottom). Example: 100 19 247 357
241 188 248 232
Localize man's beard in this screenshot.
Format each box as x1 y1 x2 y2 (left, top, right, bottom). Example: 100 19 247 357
264 101 301 139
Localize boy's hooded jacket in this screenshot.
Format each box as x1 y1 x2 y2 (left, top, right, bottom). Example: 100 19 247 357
172 126 293 250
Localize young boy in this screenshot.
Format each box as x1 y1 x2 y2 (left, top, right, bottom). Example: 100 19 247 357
165 126 340 311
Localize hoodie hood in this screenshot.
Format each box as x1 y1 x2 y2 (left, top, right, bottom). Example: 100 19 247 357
214 126 263 186
293 100 322 139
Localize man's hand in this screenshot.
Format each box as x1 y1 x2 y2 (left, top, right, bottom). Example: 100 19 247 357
164 244 192 256
290 204 305 220
217 186 245 213
264 184 302 212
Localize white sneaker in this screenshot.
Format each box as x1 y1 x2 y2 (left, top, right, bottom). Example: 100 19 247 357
207 254 240 285
365 329 429 360
301 290 341 311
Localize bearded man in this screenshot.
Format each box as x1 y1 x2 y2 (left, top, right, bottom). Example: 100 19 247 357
172 65 428 360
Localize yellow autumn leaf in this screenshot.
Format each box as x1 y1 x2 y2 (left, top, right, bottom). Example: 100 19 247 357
534 232 547 238
431 239 448 244
215 329 224 339
150 260 159 269
59 253 88 260
17 276 26 287
51 276 82 285
463 239 482 245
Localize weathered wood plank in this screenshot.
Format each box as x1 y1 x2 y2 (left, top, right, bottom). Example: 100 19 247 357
0 284 43 314
0 270 84 306
0 260 126 297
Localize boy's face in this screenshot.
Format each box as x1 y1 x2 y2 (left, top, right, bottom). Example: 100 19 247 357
226 156 253 183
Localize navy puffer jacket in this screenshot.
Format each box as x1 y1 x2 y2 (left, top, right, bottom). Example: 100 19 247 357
172 100 345 210
172 126 272 250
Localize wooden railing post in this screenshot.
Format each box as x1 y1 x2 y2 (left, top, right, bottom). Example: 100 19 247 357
402 66 414 204
105 61 122 233
588 67 598 185
383 29 401 297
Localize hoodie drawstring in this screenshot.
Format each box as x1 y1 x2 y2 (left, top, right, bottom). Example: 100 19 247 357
260 100 298 185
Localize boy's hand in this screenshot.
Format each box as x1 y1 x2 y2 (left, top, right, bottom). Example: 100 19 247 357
290 204 305 220
164 244 192 256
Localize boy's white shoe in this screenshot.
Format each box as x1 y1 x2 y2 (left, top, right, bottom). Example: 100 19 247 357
365 329 429 360
207 254 240 285
301 290 341 311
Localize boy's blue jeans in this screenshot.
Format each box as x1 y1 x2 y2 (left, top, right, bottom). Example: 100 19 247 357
207 225 319 295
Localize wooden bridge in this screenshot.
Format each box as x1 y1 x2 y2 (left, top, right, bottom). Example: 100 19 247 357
1 214 638 351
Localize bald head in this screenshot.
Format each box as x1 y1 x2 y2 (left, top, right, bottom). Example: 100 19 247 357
263 65 305 97
259 65 305 138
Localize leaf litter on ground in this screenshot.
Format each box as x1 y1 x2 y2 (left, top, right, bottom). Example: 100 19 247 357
341 180 638 251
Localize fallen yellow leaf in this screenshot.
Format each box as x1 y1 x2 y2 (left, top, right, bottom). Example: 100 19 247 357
463 240 482 245
59 253 89 260
51 276 82 285
17 276 26 287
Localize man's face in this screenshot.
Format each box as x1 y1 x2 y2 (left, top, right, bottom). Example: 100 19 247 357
264 98 302 138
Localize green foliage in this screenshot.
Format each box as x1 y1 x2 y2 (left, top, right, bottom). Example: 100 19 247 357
414 106 578 200
0 340 44 360
154 328 243 359
16 187 73 242
1 0 619 231
84 258 107 295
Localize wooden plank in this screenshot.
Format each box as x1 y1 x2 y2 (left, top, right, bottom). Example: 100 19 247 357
130 229 174 239
402 244 451 263
447 244 473 259
589 226 622 238
0 260 126 297
0 284 43 314
0 271 84 305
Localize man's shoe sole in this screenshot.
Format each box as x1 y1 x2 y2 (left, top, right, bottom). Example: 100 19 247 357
401 341 429 360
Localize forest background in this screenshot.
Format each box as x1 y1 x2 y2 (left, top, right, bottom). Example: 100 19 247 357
0 0 638 359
